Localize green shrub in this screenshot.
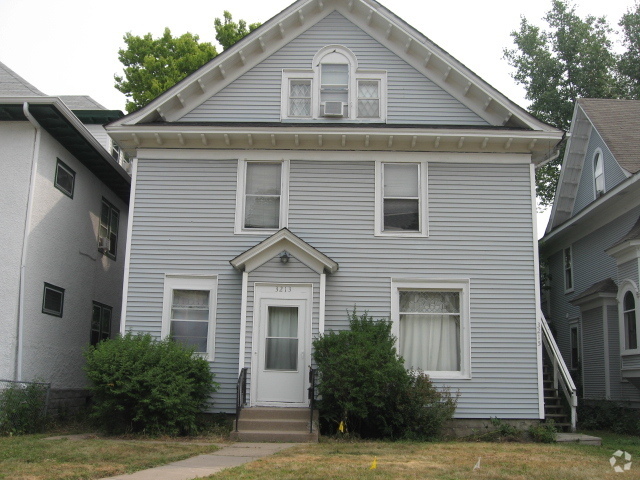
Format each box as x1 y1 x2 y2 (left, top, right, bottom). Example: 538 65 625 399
84 333 218 435
528 421 557 443
312 310 457 439
578 399 640 435
0 381 49 435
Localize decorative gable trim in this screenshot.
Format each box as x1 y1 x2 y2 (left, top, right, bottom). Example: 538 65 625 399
109 0 558 135
230 228 338 274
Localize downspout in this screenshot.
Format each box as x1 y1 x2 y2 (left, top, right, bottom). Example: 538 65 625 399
16 102 42 381
535 149 561 170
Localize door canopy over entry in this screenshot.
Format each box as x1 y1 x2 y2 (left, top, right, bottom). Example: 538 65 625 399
229 228 338 274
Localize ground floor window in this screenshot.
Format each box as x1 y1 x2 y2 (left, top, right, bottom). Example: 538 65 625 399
392 279 470 379
91 302 112 346
161 275 217 360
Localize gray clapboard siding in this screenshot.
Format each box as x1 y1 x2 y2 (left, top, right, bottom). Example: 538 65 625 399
547 206 640 364
244 256 320 402
608 305 622 400
125 156 539 417
618 260 639 288
83 124 111 151
581 308 606 399
572 129 628 216
180 12 488 126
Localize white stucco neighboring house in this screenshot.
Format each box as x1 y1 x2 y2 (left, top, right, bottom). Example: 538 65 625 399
0 61 130 409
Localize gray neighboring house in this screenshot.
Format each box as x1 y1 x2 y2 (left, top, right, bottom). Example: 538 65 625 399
108 0 569 431
542 98 640 407
0 61 130 409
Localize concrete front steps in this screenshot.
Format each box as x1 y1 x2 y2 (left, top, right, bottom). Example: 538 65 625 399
231 407 319 443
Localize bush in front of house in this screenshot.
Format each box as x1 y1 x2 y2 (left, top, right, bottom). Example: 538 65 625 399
578 399 640 435
84 333 218 435
0 381 49 435
312 310 457 440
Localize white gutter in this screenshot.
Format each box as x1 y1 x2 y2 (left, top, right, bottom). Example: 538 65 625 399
16 102 42 381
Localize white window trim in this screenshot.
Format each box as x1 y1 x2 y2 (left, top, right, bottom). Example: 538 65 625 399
563 246 574 294
375 160 428 237
568 317 580 370
391 278 471 380
161 275 218 361
280 70 315 120
280 45 386 122
618 279 640 356
234 158 290 235
593 148 605 198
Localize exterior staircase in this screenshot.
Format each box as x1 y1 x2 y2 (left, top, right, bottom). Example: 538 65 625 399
231 407 319 443
542 361 572 432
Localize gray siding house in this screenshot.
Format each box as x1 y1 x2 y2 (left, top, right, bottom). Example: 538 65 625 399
542 99 640 407
108 0 566 429
0 61 130 408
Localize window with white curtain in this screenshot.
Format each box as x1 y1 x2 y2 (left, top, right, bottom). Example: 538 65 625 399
236 160 289 234
265 306 299 371
593 149 605 197
162 276 217 360
392 280 470 379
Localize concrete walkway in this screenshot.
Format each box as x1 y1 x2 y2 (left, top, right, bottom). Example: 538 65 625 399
101 442 298 480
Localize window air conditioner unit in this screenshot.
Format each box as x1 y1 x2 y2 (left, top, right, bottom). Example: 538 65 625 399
323 101 344 117
98 236 111 252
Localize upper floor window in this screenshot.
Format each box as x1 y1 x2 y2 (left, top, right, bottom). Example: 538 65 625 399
593 150 605 197
563 246 573 293
375 161 428 237
54 159 75 198
42 283 64 317
235 159 289 234
281 45 386 121
99 199 119 260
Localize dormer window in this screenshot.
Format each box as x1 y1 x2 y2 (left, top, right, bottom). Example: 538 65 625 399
281 45 385 121
594 150 605 197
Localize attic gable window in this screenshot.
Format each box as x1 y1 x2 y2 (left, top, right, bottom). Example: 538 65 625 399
593 149 605 197
281 45 386 121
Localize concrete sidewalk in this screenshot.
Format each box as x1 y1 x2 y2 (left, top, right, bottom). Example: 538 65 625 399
101 442 298 480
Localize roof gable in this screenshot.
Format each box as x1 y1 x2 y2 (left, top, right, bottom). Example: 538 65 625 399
179 11 488 126
546 99 640 233
112 0 556 134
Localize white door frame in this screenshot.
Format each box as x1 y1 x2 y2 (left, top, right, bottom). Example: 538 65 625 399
251 283 313 407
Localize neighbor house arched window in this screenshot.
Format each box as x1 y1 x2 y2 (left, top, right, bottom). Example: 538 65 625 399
619 281 640 353
594 149 605 197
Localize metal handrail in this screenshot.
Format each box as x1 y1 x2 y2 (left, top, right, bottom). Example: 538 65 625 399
308 367 316 434
540 314 577 431
235 367 248 432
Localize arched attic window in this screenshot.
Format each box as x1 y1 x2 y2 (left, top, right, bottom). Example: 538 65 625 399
594 149 605 197
281 45 385 121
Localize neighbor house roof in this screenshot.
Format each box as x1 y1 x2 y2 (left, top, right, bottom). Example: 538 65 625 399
0 61 46 96
579 98 640 174
570 278 618 306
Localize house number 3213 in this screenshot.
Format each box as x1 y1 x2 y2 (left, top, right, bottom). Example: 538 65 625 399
275 286 292 292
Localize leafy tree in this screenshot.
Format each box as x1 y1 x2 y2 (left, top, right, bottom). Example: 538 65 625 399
504 0 621 206
618 3 640 99
215 10 261 51
115 28 217 113
115 12 260 113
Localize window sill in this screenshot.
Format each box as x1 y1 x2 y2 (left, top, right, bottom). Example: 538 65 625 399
375 231 428 238
564 288 574 295
234 228 283 235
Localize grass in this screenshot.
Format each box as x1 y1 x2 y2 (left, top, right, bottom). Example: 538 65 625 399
207 432 640 480
0 433 222 480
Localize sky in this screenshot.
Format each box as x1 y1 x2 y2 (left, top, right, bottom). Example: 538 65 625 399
0 0 636 235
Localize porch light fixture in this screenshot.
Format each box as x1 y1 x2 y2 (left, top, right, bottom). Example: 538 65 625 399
279 251 291 264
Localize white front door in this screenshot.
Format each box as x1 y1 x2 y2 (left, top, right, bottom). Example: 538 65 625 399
254 284 312 406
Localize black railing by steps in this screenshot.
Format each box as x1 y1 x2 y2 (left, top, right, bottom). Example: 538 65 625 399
235 367 248 432
308 366 317 434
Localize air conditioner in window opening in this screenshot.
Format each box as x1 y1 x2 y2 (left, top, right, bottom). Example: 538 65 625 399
98 236 111 252
322 101 344 117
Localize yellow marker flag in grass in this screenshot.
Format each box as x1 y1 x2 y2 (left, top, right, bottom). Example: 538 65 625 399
370 457 377 470
338 421 345 433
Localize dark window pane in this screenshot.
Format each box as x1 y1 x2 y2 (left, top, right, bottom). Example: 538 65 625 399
43 285 64 316
55 162 75 197
383 199 419 231
265 338 298 370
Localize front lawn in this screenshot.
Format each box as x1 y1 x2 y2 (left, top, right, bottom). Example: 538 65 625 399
208 432 640 480
0 434 221 480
